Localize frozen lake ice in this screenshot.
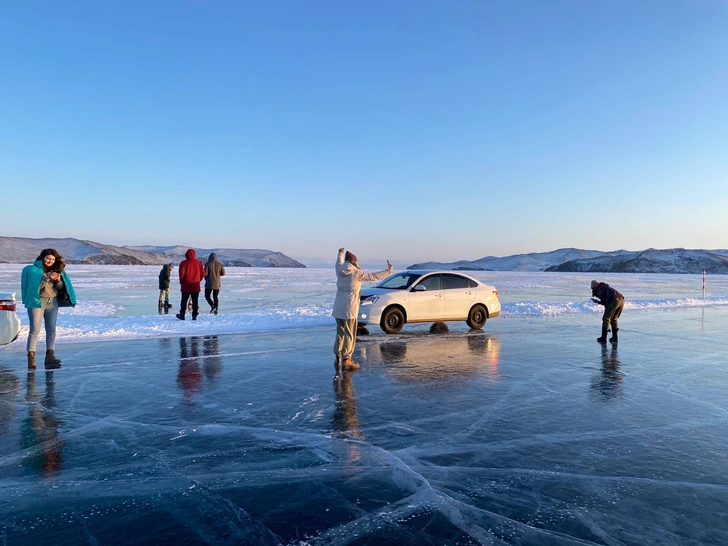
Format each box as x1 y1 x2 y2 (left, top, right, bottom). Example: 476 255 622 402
1 266 728 545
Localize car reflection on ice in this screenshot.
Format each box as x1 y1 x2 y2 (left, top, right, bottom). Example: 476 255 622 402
358 332 501 382
358 271 500 334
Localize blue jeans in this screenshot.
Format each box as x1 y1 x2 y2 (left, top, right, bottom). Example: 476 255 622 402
27 297 59 352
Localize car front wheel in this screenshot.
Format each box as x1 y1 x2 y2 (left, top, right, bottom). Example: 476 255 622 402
380 307 405 334
466 304 487 329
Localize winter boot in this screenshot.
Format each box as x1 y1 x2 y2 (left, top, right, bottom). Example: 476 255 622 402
596 325 609 343
342 358 360 371
192 314 198 321
334 356 341 373
45 350 62 369
609 328 619 344
176 312 185 320
27 351 36 370
164 302 172 309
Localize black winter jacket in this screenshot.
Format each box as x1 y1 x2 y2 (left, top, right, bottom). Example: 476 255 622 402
592 283 624 306
158 264 172 290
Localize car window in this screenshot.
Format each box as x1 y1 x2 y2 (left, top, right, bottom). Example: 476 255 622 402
468 278 478 288
376 273 418 290
442 274 469 290
414 274 441 291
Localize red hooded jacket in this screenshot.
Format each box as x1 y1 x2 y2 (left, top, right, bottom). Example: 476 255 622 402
178 249 205 292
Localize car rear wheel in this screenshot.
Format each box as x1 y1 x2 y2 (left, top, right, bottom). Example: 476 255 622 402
380 307 405 334
466 304 487 329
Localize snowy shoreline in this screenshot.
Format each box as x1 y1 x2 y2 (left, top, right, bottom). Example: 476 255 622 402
2 265 727 345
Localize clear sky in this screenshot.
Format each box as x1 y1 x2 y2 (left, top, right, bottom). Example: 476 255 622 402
1 1 727 267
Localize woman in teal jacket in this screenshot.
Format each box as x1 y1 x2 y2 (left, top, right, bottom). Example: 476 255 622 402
21 249 76 370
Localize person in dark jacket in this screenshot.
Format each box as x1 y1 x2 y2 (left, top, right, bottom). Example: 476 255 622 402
176 249 205 321
158 263 174 308
591 280 625 344
21 249 76 369
204 253 226 314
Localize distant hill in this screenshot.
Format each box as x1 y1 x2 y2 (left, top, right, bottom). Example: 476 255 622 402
409 248 728 274
126 245 305 268
408 248 628 272
0 237 306 268
545 248 728 274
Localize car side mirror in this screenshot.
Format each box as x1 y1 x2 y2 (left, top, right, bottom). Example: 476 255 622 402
413 285 426 292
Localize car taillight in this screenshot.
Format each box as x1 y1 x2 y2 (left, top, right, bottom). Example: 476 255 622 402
493 290 499 297
0 300 16 312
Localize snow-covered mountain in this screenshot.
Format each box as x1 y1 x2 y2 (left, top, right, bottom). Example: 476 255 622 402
126 245 305 267
408 248 728 274
408 248 629 272
0 237 305 268
545 248 728 274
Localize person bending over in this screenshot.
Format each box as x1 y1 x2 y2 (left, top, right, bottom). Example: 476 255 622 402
591 280 625 344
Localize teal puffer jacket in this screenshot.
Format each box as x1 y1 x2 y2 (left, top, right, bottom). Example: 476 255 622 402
21 260 77 309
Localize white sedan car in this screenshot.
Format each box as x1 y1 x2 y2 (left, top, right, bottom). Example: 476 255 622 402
0 292 22 346
358 270 501 334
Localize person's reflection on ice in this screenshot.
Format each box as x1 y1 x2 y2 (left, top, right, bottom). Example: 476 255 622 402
178 337 202 406
22 371 64 477
158 337 173 353
202 335 222 382
332 373 361 440
332 371 363 467
590 344 624 401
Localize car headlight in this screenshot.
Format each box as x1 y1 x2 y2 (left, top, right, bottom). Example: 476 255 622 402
361 296 379 305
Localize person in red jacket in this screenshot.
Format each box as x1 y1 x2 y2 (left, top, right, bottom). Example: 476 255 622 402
176 249 205 321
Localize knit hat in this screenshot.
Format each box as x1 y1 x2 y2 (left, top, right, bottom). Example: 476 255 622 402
344 251 358 264
590 280 598 289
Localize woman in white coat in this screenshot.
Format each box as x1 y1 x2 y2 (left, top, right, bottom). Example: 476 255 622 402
332 248 393 372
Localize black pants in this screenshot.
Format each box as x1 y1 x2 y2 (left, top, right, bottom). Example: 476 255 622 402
180 292 200 317
205 289 219 310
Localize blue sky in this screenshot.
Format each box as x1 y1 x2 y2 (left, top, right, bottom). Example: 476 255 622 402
1 1 727 266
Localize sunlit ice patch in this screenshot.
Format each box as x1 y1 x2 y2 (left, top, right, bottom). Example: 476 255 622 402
12 305 336 344
58 300 118 317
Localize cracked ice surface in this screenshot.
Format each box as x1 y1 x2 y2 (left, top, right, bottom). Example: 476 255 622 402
1 268 728 545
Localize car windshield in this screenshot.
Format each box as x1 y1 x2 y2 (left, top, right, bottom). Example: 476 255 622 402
375 273 420 290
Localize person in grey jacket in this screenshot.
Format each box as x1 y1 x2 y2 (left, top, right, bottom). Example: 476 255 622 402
204 253 226 314
332 248 393 372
